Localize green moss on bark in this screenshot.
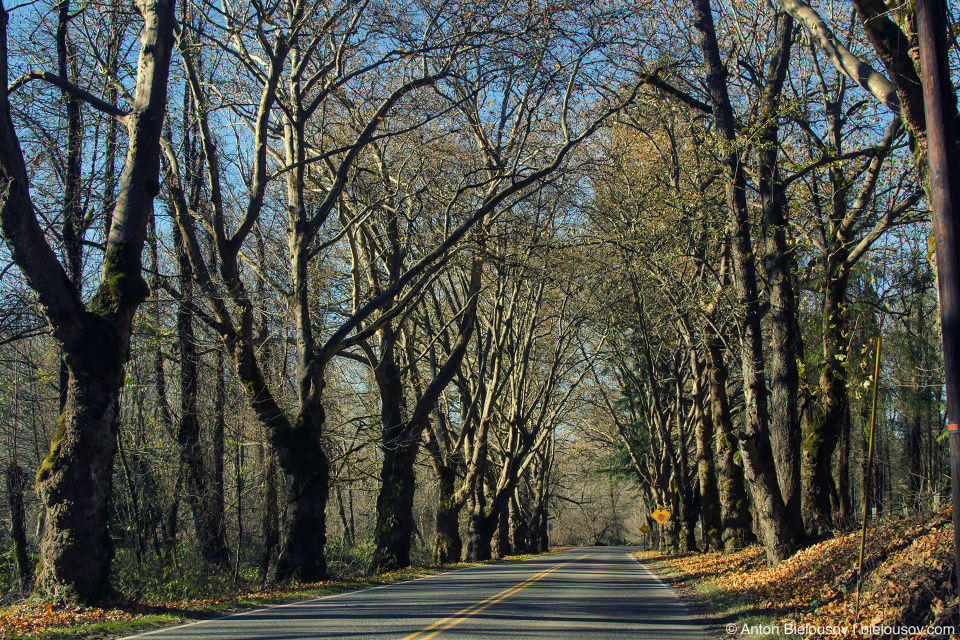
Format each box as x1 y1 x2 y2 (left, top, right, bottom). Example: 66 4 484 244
91 242 150 316
36 413 68 485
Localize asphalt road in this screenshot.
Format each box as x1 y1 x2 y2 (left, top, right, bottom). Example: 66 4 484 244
124 546 707 640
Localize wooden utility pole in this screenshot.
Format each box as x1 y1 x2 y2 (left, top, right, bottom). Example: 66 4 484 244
916 0 960 593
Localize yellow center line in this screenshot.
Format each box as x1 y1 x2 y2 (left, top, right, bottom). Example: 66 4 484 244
401 554 588 640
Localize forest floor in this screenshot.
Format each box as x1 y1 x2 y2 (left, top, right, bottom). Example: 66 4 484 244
636 506 959 639
0 550 569 639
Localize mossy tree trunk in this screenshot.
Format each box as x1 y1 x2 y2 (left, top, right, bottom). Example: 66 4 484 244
0 1 175 604
797 95 904 534
465 484 491 561
802 266 850 533
271 406 329 582
36 351 123 602
55 0 84 418
673 416 699 553
704 298 752 551
684 333 722 551
432 462 463 564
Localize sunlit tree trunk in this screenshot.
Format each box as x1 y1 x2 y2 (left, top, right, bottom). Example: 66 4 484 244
0 1 176 603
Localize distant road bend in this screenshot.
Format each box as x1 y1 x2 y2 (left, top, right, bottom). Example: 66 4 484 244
125 547 707 640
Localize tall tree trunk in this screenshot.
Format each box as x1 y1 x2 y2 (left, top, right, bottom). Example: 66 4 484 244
370 440 420 570
173 224 228 566
757 11 805 541
35 352 129 602
217 318 330 583
493 500 511 559
704 321 752 550
694 377 723 551
370 343 420 572
272 117 330 582
164 28 330 585
0 1 176 603
465 479 495 561
259 446 280 583
237 329 331 588
432 461 462 564
674 416 698 552
802 267 850 533
370 246 485 572
689 0 795 562
6 463 31 590
271 407 329 582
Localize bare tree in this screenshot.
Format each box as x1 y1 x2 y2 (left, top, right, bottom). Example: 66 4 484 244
0 0 176 603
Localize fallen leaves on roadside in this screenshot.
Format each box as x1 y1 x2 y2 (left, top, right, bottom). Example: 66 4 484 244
639 507 958 639
0 602 134 637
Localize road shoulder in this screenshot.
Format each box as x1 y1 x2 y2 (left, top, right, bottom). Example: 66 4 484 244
632 551 731 640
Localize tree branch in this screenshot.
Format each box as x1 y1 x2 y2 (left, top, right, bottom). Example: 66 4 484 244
8 71 128 119
779 0 899 111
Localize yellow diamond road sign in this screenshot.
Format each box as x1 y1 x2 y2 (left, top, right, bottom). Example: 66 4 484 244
651 508 671 524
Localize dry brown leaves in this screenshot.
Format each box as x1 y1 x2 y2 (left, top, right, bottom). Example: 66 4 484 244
643 508 959 640
0 602 134 637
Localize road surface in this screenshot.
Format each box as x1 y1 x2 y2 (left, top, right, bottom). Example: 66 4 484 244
124 546 707 640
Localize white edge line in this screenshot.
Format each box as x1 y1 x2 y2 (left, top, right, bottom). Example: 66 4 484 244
629 549 707 625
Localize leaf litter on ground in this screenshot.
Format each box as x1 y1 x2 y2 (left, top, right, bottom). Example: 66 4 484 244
636 507 959 639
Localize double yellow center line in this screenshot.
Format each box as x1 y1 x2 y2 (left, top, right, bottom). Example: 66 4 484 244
401 554 587 640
